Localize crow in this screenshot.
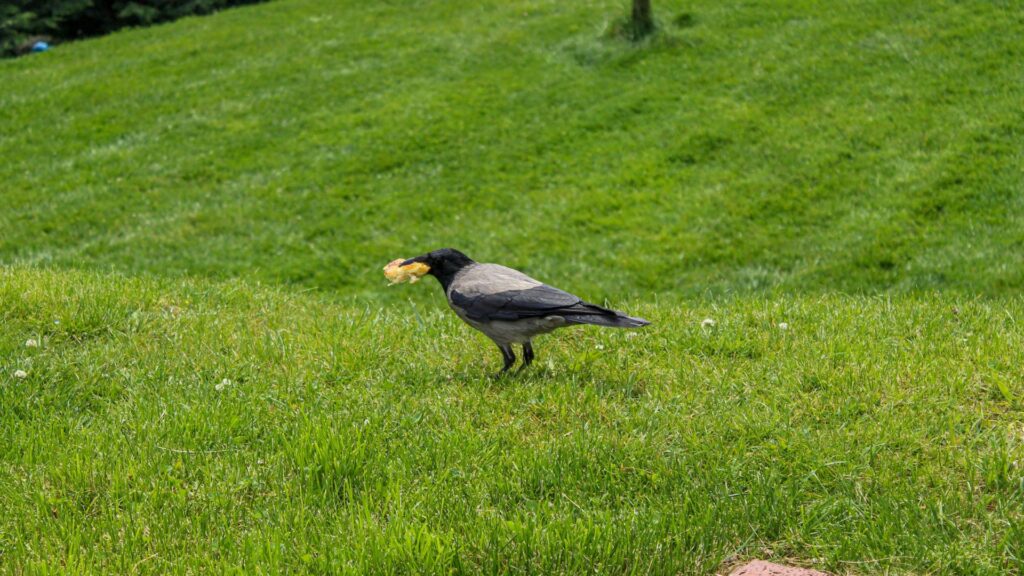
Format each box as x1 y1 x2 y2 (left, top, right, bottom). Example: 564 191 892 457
394 248 650 374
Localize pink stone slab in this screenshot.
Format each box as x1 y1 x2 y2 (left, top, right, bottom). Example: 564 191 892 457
728 560 831 576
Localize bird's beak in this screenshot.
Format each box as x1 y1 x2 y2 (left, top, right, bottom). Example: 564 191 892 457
400 257 431 275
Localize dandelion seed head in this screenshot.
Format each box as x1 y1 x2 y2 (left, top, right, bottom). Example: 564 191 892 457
701 318 716 328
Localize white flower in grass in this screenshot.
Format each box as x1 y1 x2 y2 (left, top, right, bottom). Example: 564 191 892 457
595 344 605 350
701 318 716 328
14 370 27 379
215 378 231 391
778 322 789 330
25 339 38 347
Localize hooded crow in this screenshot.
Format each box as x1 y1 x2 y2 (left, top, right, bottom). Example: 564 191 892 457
391 248 650 374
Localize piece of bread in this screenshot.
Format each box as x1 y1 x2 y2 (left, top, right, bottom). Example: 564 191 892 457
383 259 430 284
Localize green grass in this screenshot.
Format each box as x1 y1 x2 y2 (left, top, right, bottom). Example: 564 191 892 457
2 0 1024 573
1 267 1022 574
1 0 1023 299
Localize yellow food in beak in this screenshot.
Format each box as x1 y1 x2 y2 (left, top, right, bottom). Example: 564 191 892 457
383 258 431 285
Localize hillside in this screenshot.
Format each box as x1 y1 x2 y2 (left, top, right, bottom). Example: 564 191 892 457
2 0 1024 573
1 0 1023 301
2 267 1022 573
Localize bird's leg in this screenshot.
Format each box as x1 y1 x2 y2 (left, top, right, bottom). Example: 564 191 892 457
520 341 535 370
495 343 516 377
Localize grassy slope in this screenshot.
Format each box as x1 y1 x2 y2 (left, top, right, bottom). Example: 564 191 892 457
1 0 1023 301
1 267 1023 574
2 0 1024 573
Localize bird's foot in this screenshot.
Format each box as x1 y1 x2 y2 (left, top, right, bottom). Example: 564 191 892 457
493 344 516 378
515 342 535 374
492 367 514 379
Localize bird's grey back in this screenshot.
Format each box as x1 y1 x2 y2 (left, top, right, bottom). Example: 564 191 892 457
449 263 542 297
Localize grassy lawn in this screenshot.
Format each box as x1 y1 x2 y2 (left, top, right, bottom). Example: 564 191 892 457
2 0 1024 573
1 267 1022 573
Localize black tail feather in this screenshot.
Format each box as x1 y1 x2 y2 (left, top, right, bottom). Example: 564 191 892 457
561 302 650 328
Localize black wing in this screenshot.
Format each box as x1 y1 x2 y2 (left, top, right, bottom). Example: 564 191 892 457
451 284 582 322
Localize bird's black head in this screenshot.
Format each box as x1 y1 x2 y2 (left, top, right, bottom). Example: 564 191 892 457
402 248 475 291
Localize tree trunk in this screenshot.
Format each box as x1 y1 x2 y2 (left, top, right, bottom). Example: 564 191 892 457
631 0 654 40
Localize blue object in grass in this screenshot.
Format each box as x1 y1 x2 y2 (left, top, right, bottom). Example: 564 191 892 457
31 41 49 52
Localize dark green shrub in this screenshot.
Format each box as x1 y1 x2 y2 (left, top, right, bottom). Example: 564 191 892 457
1 0 266 57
